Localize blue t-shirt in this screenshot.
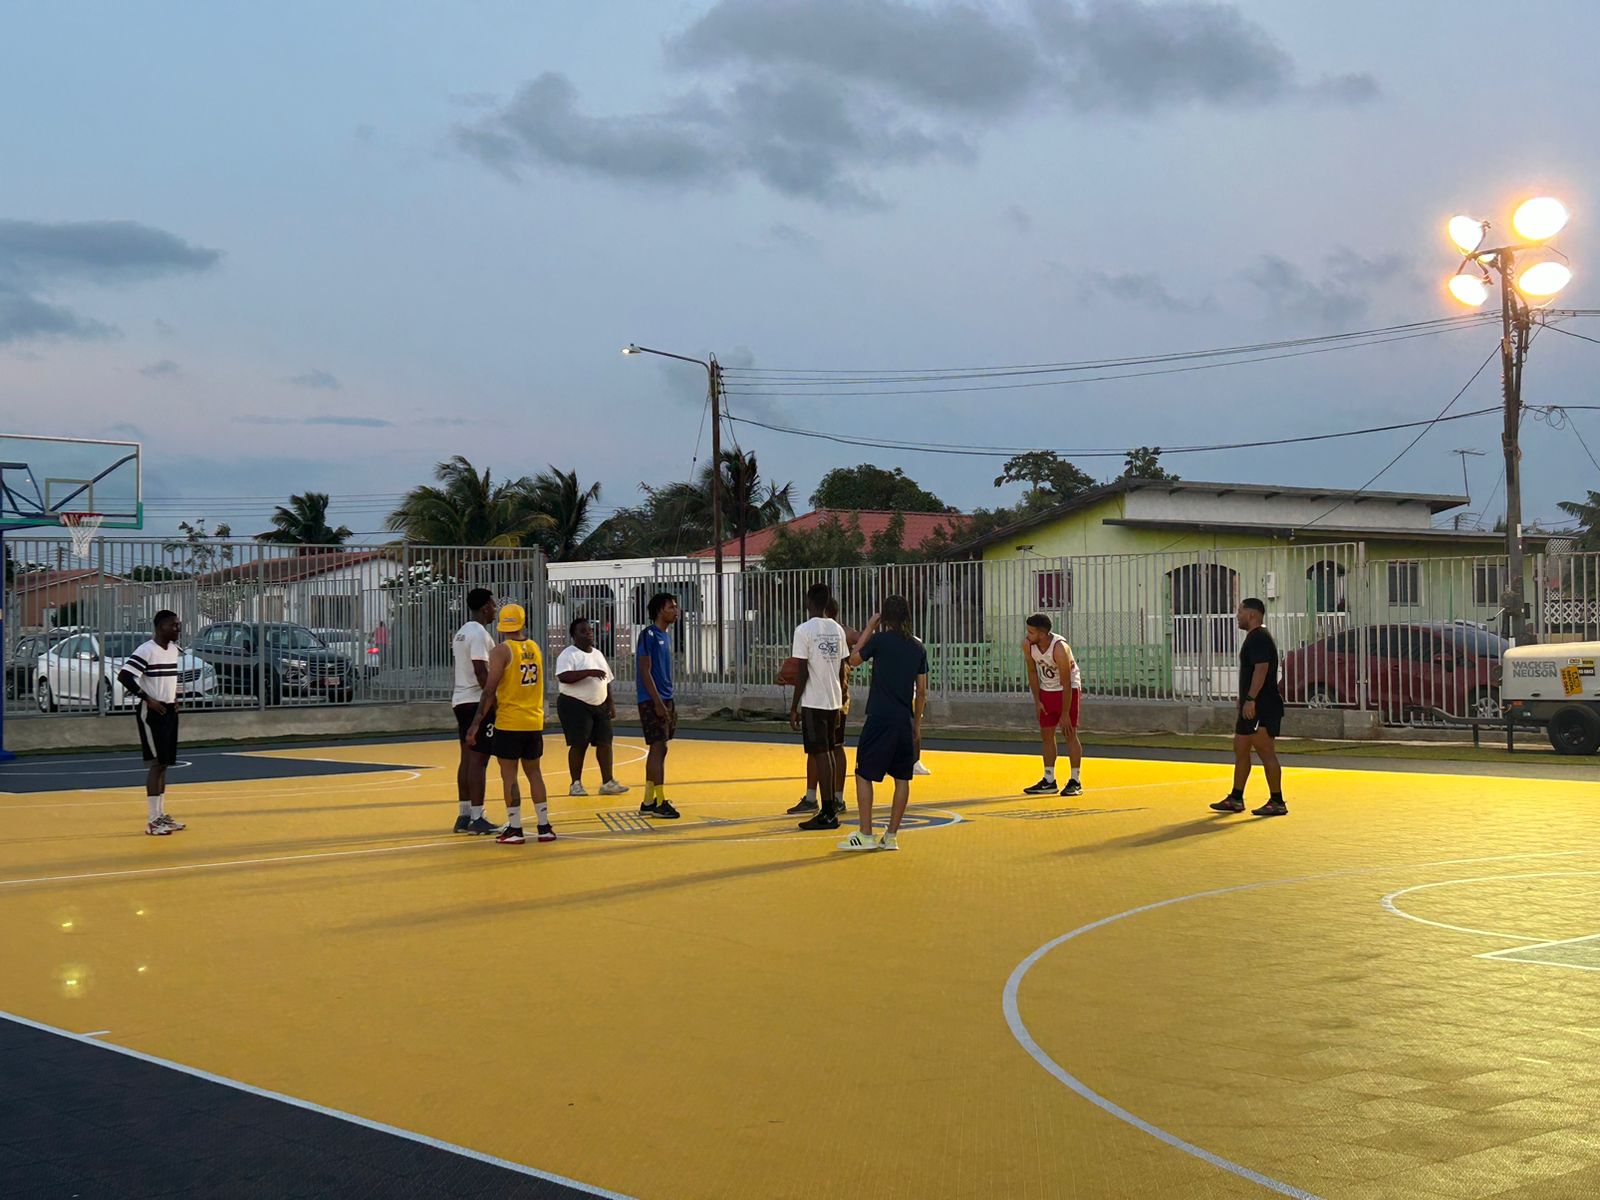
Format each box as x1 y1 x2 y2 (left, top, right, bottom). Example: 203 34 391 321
636 624 674 704
859 630 927 726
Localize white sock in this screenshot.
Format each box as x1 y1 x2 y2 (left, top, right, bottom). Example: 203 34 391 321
507 808 522 829
147 796 161 822
458 800 471 818
470 805 484 820
157 794 166 816
1043 765 1055 782
534 802 550 828
1070 767 1081 783
805 787 817 803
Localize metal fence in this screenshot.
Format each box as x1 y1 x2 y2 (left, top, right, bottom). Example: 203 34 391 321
3 538 545 717
7 534 1597 729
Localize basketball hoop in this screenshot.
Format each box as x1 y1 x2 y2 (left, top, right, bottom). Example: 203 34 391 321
60 512 105 559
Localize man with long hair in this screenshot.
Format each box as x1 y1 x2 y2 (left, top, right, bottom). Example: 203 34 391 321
839 595 927 852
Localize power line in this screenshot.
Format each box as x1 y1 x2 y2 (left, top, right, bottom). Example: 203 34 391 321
1541 322 1600 348
721 320 1498 399
728 405 1505 460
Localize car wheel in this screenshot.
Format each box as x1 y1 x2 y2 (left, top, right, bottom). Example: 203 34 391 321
36 679 56 713
1547 706 1600 756
1305 685 1339 709
1469 688 1501 721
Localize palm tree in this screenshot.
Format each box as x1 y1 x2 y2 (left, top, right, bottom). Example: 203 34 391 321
386 456 552 547
529 467 603 561
715 450 796 570
1557 490 1600 550
257 493 352 553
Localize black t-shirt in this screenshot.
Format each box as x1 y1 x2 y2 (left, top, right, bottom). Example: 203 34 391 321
859 630 929 724
1239 626 1281 706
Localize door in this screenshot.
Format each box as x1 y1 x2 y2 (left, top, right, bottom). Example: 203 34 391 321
61 635 96 704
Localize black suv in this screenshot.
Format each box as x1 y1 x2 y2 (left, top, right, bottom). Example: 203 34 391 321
6 632 52 701
191 621 355 704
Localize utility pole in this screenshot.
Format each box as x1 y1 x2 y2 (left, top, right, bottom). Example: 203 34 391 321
1495 249 1534 645
1449 448 1485 530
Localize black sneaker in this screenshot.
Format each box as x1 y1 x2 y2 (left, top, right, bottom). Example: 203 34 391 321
787 797 820 814
653 801 681 820
466 817 500 835
1210 795 1246 813
536 824 558 843
453 815 472 834
798 812 841 831
640 800 660 816
1253 799 1288 817
1023 778 1058 795
1060 779 1083 798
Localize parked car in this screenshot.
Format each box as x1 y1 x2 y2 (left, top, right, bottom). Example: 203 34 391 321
7 633 53 701
1283 622 1505 721
190 621 355 704
311 628 381 679
35 632 218 713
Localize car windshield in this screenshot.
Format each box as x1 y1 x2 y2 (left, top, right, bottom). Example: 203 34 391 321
103 633 142 658
1442 627 1509 657
312 630 351 641
263 627 326 651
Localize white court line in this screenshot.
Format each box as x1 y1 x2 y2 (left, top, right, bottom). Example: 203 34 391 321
1379 871 1600 943
0 1009 634 1199
83 1029 110 1037
1002 848 1595 1200
1 759 196 779
1479 933 1600 972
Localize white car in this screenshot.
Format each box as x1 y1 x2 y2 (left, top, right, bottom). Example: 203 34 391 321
36 632 218 713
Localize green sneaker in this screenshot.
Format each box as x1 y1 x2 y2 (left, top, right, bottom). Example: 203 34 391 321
837 831 879 852
878 831 899 851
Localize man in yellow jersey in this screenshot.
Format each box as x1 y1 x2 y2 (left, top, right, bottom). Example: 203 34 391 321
467 602 554 845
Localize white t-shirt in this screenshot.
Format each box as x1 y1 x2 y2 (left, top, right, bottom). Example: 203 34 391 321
791 616 846 711
125 639 181 705
1030 634 1082 693
555 644 613 707
451 621 496 706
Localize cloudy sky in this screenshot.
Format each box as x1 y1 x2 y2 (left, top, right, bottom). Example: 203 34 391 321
3 0 1597 542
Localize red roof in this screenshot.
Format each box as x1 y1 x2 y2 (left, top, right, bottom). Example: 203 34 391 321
691 510 970 559
10 568 128 592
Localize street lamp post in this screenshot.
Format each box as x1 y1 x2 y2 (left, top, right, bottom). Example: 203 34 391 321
1445 196 1574 645
623 343 727 673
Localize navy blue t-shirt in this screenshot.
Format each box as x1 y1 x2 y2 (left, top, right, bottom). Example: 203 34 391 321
636 624 674 703
859 631 927 724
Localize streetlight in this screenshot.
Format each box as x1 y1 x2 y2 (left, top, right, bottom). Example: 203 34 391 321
622 343 727 672
1444 195 1574 645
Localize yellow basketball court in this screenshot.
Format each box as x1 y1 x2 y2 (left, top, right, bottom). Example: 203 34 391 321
4 734 1599 1198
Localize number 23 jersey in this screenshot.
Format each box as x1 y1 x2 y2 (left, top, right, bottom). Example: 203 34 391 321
495 638 546 731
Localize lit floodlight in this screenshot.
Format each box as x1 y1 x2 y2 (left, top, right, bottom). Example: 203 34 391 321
1447 272 1490 306
1449 215 1486 254
1512 197 1568 242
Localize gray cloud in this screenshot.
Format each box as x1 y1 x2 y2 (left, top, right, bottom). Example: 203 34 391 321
1005 204 1033 234
139 359 182 378
766 222 820 252
238 413 391 428
287 368 341 390
1079 269 1211 313
461 1 1374 207
1243 249 1411 324
0 219 219 344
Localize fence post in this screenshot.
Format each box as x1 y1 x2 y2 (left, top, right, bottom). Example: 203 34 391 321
1355 542 1369 712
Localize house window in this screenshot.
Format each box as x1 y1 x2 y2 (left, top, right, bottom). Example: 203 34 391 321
1034 569 1070 610
1472 563 1504 607
1386 561 1422 607
310 593 359 631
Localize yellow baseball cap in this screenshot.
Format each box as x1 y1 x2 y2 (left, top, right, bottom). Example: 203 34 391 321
497 602 526 633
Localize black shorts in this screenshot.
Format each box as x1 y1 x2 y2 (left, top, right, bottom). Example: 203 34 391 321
639 699 677 745
834 710 847 749
854 716 917 783
493 729 544 761
558 694 613 749
454 702 495 755
137 704 180 766
801 707 840 754
1236 702 1284 739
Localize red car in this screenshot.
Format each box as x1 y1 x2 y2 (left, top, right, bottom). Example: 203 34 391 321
1282 622 1505 722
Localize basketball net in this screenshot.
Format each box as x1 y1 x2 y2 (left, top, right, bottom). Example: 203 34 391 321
60 512 105 560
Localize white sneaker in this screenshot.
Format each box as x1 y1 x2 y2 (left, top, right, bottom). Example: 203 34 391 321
838 831 879 851
156 813 186 832
879 831 899 851
598 779 630 795
145 820 173 836
912 761 932 776
568 781 588 797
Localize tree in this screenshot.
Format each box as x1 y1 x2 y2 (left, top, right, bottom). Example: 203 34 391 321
386 456 553 547
810 464 949 513
761 513 868 572
1557 491 1600 549
993 451 1094 499
529 467 603 561
165 519 235 574
257 492 353 552
1121 446 1178 482
718 450 796 570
